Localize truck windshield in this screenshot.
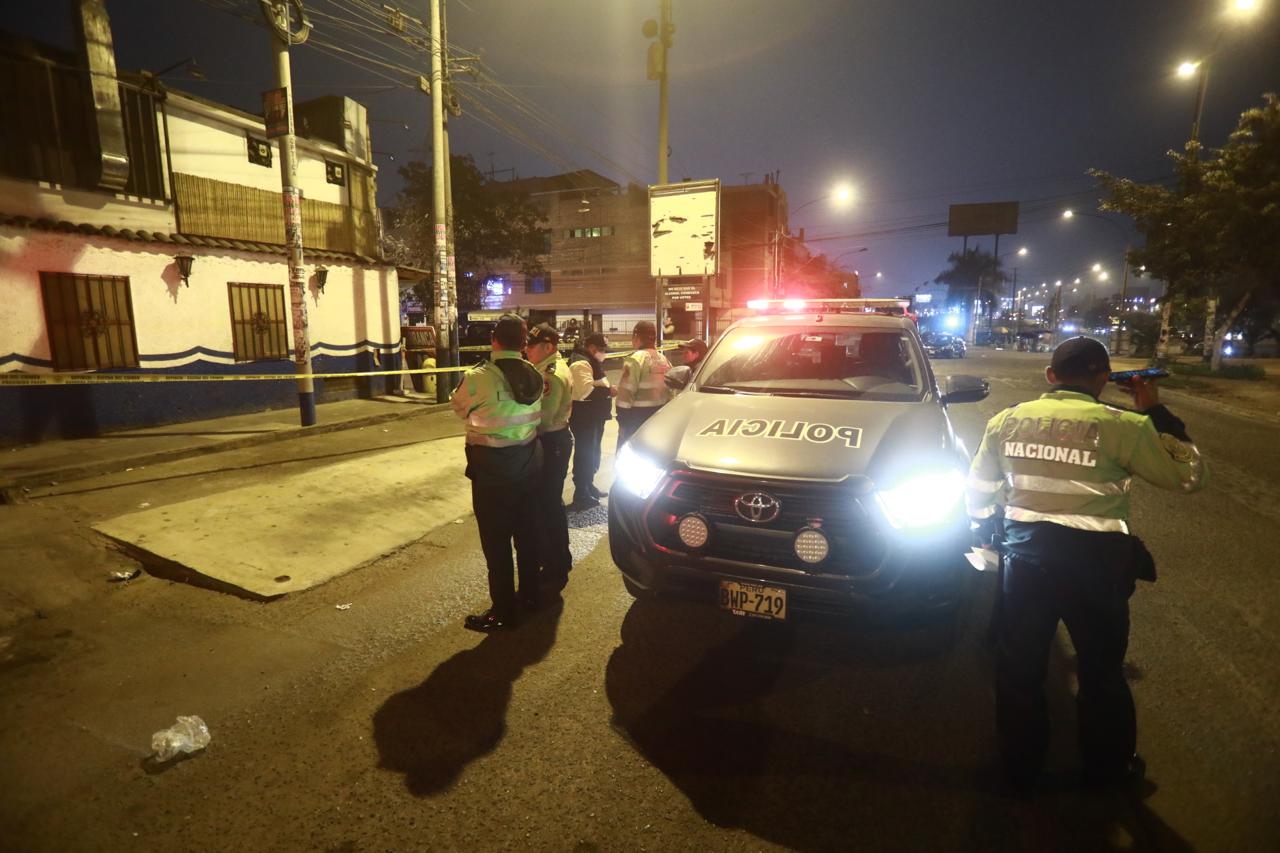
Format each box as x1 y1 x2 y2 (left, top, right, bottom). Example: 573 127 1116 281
697 326 926 401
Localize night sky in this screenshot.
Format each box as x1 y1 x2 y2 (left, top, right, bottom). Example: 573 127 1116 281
11 0 1280 304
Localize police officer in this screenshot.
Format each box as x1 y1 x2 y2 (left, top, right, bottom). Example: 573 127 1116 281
450 314 544 632
966 336 1207 791
677 338 709 371
526 323 574 594
615 320 671 448
567 332 613 510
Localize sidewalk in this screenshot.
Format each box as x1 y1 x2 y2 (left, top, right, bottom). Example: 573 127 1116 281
1 394 447 500
1109 356 1280 424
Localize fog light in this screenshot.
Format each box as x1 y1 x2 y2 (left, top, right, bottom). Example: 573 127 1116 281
677 514 710 549
794 527 829 564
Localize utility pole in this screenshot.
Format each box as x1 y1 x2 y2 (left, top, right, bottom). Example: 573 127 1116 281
644 2 674 336
429 0 452 403
441 0 460 391
657 0 672 185
1116 250 1131 355
262 0 316 426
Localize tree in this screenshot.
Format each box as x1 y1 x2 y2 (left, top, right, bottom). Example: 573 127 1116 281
385 155 547 312
785 243 862 299
934 248 1007 319
1092 93 1280 369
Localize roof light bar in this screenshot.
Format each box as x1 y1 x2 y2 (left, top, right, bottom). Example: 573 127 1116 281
746 298 911 313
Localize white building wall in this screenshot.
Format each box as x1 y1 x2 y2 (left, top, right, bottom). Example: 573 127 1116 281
165 99 348 206
0 227 399 371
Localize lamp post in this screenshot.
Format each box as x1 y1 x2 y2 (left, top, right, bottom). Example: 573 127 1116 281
1169 1 1265 363
775 184 856 295
1062 210 1133 353
997 246 1028 341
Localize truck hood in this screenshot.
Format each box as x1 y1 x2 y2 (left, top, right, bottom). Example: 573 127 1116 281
629 390 960 485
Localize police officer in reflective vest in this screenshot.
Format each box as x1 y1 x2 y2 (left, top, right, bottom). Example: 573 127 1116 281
966 337 1207 790
450 314 545 632
526 323 574 594
567 332 613 510
615 320 671 448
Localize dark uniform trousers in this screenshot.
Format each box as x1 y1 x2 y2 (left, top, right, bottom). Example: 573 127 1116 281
467 442 542 620
616 407 659 449
997 552 1137 783
536 428 574 590
471 475 540 619
569 414 605 497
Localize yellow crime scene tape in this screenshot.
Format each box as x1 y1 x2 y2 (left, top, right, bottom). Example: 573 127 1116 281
0 342 688 386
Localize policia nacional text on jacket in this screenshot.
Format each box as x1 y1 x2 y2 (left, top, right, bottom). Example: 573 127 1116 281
965 336 1207 790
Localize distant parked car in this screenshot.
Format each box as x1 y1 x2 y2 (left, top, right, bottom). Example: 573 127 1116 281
459 321 497 366
922 332 966 359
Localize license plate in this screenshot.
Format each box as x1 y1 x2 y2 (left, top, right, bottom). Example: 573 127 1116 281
718 580 787 620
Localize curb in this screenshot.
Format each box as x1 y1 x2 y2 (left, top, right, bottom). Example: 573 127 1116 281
1157 386 1280 427
0 402 450 502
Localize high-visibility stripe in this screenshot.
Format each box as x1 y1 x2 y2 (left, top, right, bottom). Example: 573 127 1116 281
466 433 537 448
969 504 998 519
620 400 666 408
1008 474 1131 496
467 410 541 429
966 476 1004 494
1005 505 1129 533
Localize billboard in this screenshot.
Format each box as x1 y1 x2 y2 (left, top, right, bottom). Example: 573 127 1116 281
947 202 1019 237
650 179 720 277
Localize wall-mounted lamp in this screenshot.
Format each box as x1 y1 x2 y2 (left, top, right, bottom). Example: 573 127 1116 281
314 265 328 294
174 254 195 287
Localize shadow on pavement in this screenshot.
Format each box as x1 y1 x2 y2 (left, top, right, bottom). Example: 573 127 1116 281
605 597 1193 852
373 602 563 796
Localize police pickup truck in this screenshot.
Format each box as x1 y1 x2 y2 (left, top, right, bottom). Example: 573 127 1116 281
607 299 990 621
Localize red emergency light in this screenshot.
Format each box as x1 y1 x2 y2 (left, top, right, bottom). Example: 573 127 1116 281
746 298 915 321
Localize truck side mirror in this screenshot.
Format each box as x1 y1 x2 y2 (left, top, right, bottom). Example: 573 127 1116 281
665 365 692 392
940 374 989 404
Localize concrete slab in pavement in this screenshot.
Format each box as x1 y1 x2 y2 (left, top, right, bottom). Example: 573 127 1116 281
93 436 471 597
1 396 447 500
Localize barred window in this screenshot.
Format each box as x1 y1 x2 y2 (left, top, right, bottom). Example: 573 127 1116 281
524 275 551 294
228 283 289 362
39 272 139 371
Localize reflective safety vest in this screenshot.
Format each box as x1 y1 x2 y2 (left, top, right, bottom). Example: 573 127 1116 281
966 389 1207 534
533 352 573 433
616 347 672 409
450 351 542 448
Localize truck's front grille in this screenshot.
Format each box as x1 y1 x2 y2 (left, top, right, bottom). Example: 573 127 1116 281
645 470 887 576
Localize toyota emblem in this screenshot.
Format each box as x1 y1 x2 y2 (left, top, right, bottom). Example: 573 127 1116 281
735 492 781 524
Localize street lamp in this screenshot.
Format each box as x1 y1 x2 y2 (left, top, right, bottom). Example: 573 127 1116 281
1179 0 1264 145
779 183 857 294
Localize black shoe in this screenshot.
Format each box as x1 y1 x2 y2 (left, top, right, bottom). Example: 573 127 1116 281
464 610 513 632
568 495 599 511
589 485 606 500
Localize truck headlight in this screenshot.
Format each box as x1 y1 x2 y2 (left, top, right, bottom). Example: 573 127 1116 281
875 469 965 530
615 444 665 500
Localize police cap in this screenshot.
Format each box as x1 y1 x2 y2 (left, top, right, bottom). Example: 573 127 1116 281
679 338 708 358
1051 336 1111 379
527 322 560 347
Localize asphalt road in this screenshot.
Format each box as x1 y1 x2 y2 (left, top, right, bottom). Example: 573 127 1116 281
1 349 1277 852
